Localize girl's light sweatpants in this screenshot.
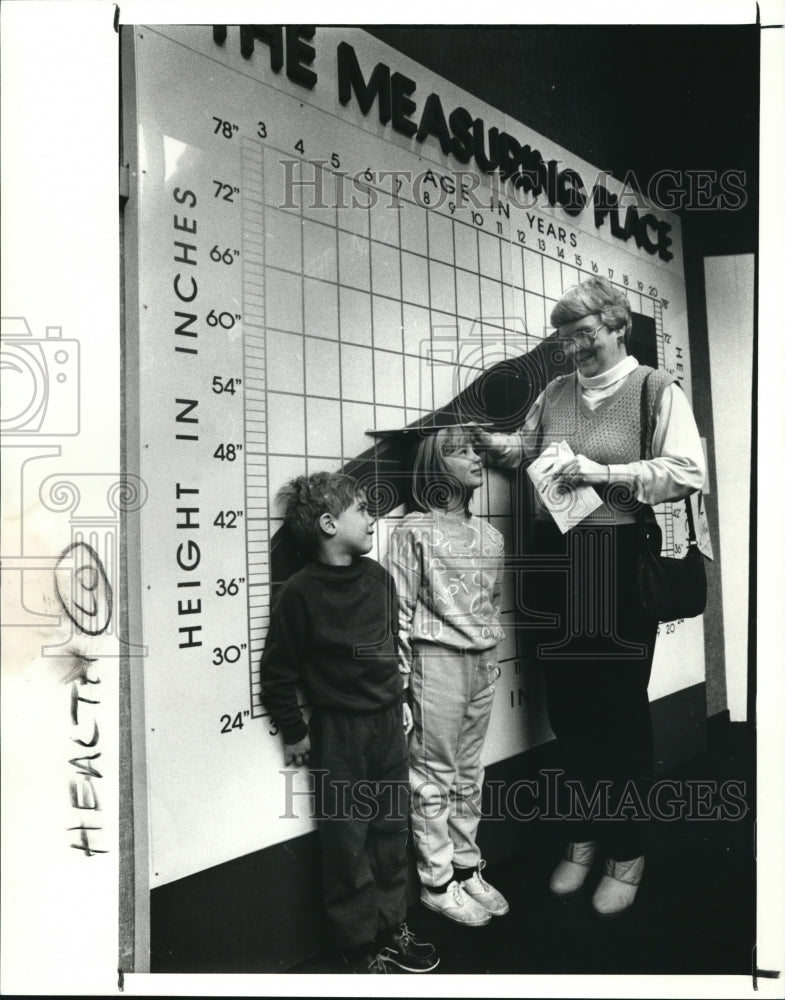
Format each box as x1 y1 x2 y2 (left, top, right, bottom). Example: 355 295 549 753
409 641 499 889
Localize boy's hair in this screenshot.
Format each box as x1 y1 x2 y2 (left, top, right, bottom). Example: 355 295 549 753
277 472 361 551
411 426 482 513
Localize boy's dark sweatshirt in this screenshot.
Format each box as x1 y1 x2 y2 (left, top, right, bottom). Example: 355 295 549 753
260 557 403 744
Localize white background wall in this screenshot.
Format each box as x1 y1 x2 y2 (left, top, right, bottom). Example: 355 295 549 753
1 2 120 995
704 255 754 723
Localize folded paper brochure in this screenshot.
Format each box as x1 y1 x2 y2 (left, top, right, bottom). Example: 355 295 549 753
527 440 604 533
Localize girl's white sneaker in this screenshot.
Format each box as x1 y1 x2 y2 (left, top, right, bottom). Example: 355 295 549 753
421 879 492 926
461 861 510 915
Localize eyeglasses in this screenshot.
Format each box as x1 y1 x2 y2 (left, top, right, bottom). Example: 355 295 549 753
558 322 608 352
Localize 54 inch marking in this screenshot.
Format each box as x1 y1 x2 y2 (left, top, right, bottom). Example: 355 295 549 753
212 375 242 394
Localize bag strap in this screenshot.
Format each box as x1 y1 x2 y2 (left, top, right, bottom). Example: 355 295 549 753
639 371 651 461
684 490 698 547
639 371 698 546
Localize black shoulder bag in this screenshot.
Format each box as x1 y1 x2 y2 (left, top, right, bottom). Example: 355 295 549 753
636 373 707 621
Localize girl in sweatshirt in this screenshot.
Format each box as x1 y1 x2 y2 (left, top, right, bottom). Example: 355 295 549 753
386 426 509 927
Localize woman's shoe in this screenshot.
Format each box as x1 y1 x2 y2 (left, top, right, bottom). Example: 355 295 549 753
549 841 597 898
591 855 645 917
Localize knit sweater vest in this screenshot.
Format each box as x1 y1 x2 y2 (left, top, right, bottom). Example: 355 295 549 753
538 364 676 524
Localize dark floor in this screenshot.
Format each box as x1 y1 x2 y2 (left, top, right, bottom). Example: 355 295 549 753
291 721 755 976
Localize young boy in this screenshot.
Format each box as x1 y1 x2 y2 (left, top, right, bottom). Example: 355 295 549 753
260 472 439 974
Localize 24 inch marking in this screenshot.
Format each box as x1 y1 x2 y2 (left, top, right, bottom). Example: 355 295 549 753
220 710 250 733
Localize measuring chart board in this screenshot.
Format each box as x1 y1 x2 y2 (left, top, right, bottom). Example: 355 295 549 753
126 25 703 883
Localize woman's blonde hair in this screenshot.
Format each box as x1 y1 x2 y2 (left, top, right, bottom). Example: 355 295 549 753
410 426 482 513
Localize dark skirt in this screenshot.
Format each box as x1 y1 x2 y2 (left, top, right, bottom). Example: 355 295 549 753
526 520 659 860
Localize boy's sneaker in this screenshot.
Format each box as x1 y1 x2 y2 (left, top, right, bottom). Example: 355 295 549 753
460 860 510 916
421 879 492 926
341 945 387 974
366 950 392 974
378 923 439 973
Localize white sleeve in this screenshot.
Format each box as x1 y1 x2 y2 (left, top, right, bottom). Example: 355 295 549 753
485 391 545 468
384 525 421 680
607 383 707 505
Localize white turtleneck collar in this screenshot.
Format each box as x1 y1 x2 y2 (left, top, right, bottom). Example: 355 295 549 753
577 354 638 391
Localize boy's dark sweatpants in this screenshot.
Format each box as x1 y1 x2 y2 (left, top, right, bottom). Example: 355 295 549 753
309 699 410 950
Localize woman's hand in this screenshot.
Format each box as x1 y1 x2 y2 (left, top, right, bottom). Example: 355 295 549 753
466 423 494 455
402 702 414 736
546 453 610 486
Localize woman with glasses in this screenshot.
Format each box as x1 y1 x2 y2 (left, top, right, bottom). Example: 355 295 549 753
482 276 705 917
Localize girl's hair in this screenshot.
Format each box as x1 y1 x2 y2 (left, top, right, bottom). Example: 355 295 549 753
410 426 481 513
550 276 633 349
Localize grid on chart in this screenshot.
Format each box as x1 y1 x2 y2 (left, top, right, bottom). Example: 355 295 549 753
246 142 668 717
